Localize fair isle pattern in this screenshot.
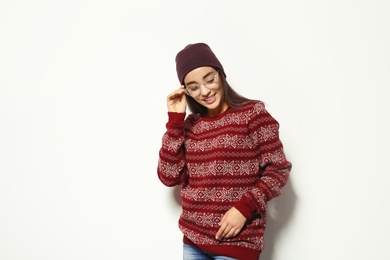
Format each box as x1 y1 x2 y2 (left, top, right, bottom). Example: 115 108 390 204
158 161 182 178
157 100 292 256
186 134 254 151
179 225 265 251
182 228 219 246
184 211 223 227
162 134 183 153
261 148 286 165
181 187 248 202
258 125 278 141
187 160 259 176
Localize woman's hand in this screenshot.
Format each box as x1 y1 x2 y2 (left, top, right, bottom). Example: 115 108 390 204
167 85 186 113
215 207 247 241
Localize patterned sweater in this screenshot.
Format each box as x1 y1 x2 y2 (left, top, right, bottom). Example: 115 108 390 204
157 100 292 260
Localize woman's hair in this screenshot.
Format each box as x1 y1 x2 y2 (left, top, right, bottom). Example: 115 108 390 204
186 69 252 115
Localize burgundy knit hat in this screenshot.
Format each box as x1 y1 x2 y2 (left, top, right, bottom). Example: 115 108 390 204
175 43 225 84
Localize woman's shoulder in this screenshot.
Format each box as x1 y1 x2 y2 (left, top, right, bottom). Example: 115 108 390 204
235 99 266 114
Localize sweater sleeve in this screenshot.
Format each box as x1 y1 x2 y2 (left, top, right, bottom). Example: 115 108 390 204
233 102 292 219
157 112 188 187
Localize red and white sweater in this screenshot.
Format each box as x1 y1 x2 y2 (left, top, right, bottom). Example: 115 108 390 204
157 100 292 260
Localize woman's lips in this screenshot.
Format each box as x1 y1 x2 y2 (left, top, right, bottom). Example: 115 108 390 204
203 94 216 104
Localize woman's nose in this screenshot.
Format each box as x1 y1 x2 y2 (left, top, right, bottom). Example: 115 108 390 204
200 83 211 96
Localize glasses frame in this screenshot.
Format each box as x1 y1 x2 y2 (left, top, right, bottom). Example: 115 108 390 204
184 72 219 96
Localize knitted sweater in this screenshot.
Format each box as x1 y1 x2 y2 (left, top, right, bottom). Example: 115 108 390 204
157 100 292 260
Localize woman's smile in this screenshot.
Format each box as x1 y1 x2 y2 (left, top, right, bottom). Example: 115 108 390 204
203 93 216 104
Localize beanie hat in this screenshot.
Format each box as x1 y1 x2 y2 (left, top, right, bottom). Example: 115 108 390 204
175 43 225 84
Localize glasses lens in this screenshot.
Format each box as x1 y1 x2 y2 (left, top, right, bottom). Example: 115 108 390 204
186 84 199 91
204 75 216 84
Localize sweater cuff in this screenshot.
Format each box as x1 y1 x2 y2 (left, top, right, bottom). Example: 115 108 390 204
233 201 253 220
166 112 186 128
233 195 266 220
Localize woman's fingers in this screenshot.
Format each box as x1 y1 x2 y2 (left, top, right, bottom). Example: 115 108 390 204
215 207 247 241
167 86 186 112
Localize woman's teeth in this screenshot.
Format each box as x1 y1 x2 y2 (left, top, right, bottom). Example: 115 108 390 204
204 94 215 101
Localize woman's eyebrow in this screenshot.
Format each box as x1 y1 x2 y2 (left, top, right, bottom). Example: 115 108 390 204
202 71 215 79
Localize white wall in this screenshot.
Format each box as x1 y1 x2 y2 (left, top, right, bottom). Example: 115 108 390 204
1 1 389 259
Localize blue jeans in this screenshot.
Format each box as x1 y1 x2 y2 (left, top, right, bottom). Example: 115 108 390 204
183 244 238 260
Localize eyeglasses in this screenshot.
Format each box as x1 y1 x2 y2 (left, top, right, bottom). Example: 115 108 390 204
184 72 219 96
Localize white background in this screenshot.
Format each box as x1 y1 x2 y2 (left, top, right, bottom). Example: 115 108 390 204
1 1 389 259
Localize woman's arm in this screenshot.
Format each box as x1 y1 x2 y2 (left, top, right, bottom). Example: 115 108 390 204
157 112 188 187
234 101 292 218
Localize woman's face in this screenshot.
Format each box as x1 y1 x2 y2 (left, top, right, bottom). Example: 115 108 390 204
184 66 228 117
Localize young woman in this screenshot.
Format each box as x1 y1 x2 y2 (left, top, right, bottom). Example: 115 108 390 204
157 43 292 260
